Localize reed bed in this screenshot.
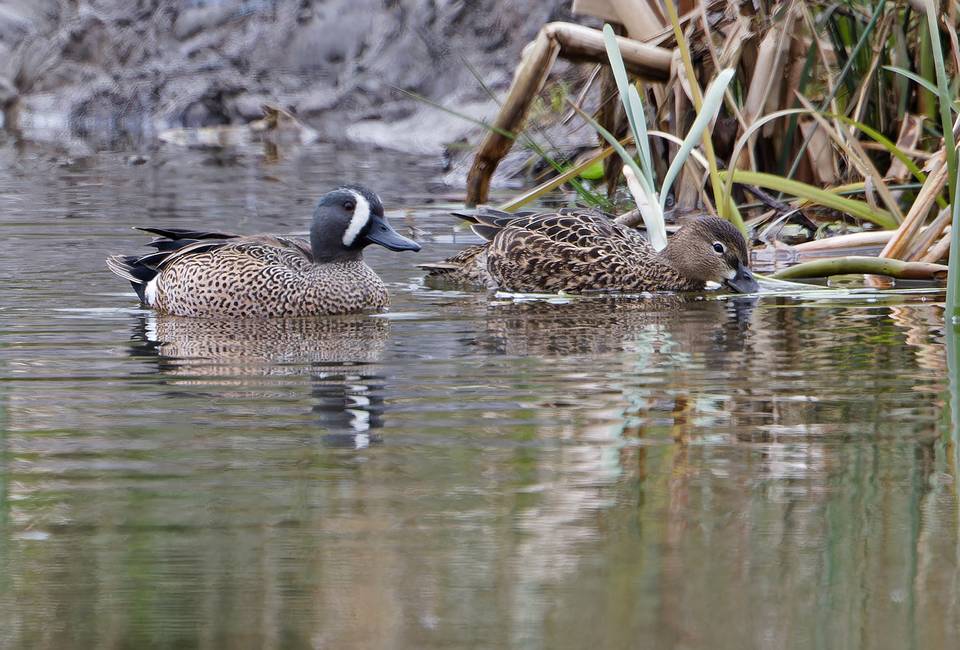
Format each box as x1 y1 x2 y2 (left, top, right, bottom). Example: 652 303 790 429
453 0 960 318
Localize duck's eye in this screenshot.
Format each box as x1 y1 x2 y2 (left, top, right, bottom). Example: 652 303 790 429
712 242 726 254
343 200 356 211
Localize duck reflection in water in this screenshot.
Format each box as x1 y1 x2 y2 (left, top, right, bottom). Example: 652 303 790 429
128 313 389 448
472 294 757 359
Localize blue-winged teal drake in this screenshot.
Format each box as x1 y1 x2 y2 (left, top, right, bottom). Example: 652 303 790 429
421 207 758 294
107 185 420 317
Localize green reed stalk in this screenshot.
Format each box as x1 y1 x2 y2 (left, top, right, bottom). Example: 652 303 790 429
947 170 960 321
946 320 960 467
920 0 960 320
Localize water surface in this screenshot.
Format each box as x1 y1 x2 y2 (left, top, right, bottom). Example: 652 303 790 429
0 135 955 649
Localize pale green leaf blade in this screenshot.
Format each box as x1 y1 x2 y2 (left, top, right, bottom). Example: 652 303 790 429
603 24 655 189
922 0 957 210
602 26 640 148
660 68 735 212
627 85 654 185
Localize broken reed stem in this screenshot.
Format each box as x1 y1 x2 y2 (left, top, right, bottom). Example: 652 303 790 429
464 22 672 205
922 229 952 263
792 230 894 253
904 206 952 261
551 23 673 76
880 152 948 259
465 32 559 206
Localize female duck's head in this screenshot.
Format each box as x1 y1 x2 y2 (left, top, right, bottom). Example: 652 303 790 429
661 216 758 293
311 185 421 262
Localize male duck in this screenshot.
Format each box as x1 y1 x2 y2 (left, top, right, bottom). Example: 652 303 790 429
106 185 420 317
421 207 758 293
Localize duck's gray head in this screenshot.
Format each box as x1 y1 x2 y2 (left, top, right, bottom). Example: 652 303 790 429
310 185 421 262
662 216 759 293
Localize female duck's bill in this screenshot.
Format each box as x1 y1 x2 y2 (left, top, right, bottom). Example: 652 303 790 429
725 260 759 293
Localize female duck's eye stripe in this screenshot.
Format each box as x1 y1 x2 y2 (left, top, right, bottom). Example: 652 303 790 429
342 191 371 246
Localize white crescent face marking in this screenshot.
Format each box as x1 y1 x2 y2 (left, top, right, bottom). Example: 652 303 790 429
342 191 371 247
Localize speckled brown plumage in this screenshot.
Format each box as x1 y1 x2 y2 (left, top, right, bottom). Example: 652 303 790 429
106 185 420 318
108 234 388 317
421 207 756 294
151 237 388 317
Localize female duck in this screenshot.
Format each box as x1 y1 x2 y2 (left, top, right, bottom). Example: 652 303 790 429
421 207 758 293
107 185 420 317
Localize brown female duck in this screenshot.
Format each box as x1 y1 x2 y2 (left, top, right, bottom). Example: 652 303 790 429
421 207 758 294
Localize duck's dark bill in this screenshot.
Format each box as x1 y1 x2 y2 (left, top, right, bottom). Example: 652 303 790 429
724 262 759 293
364 215 421 252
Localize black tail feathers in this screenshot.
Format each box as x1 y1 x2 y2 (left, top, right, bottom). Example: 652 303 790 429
105 255 157 303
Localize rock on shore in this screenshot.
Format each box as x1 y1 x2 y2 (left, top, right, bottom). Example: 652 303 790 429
0 0 573 151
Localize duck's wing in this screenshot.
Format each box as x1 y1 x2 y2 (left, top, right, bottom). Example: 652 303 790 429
485 210 651 292
486 209 645 255
136 226 238 241
150 233 310 270
451 207 539 241
416 207 539 284
106 230 235 302
106 230 311 302
453 207 640 247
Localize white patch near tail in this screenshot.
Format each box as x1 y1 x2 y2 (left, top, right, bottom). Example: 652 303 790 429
144 277 159 306
342 191 371 246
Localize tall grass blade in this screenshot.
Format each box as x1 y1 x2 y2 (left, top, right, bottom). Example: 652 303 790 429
947 323 960 463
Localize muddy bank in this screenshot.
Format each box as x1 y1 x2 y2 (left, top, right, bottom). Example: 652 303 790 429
0 0 573 152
